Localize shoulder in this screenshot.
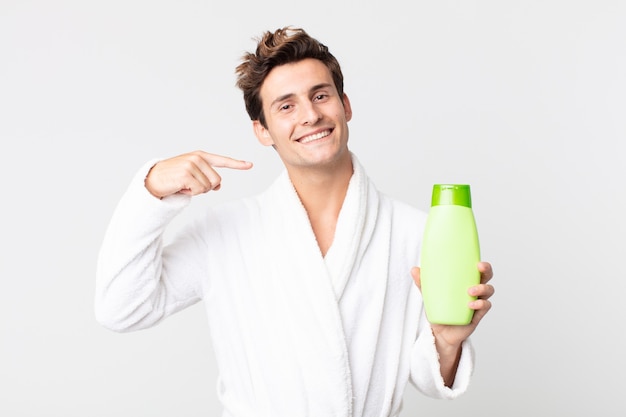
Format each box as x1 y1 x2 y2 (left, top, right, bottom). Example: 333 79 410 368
379 193 428 258
380 193 428 225
354 154 427 224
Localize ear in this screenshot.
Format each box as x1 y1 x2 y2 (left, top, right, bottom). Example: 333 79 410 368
342 93 353 122
253 120 274 146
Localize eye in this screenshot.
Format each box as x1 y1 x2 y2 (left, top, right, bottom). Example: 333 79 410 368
279 103 292 111
313 94 328 102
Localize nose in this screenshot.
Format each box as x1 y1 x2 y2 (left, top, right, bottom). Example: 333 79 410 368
300 101 322 125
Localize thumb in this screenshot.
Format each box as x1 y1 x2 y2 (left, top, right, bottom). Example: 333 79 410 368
411 266 422 290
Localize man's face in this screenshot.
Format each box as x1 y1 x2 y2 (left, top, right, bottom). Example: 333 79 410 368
253 58 352 172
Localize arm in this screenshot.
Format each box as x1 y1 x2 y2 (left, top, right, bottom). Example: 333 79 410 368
94 151 252 332
412 262 495 387
408 309 474 399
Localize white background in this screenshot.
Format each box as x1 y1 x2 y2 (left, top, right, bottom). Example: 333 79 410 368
1 1 625 416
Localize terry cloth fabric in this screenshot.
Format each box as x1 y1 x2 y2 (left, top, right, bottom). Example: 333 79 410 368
95 153 474 417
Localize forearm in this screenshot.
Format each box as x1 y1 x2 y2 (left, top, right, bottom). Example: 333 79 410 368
95 161 196 331
435 338 462 387
409 308 474 399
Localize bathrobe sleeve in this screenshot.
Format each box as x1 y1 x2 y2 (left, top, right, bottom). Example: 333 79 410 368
95 160 205 332
409 309 475 399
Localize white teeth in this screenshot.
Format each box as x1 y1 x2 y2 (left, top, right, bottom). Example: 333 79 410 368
299 130 330 144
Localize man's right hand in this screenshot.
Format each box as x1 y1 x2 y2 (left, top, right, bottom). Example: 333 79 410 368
144 150 253 199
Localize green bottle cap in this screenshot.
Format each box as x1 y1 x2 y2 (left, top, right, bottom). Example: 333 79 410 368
431 184 472 208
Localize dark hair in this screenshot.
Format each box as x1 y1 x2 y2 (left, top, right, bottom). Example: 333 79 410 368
235 27 344 127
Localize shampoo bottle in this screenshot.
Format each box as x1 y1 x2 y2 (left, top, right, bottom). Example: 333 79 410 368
419 184 481 325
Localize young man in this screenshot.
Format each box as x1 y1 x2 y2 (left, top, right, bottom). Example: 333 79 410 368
95 27 494 417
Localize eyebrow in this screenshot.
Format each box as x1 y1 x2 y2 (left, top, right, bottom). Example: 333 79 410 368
270 83 334 108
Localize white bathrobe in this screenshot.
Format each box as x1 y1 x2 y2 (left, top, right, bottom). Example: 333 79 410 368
95 154 474 417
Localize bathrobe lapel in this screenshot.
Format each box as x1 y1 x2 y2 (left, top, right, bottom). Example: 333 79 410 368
325 155 383 301
256 154 391 416
260 168 353 416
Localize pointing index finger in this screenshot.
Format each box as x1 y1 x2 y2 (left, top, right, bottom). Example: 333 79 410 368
200 151 253 170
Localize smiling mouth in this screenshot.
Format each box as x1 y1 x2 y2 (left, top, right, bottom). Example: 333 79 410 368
297 129 332 144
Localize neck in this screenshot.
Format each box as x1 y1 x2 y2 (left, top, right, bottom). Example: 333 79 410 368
287 153 354 256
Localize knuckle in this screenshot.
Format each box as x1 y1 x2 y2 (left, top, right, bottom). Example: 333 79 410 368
187 154 203 165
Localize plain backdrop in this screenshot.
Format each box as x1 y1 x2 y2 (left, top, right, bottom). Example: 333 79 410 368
1 1 625 416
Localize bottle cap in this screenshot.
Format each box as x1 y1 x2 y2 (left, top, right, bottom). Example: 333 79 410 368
431 184 472 208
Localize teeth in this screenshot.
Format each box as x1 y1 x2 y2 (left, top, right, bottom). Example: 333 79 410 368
299 130 330 144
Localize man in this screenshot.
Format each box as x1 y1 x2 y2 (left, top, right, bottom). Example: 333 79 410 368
95 27 494 417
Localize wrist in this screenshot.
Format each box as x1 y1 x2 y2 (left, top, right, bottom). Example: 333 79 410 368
433 334 462 387
144 164 164 199
432 330 462 362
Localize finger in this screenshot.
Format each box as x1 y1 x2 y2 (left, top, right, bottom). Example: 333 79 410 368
469 283 495 300
174 157 220 195
194 165 223 193
410 267 421 290
468 299 492 324
195 151 254 170
477 261 493 284
145 159 206 198
175 152 226 194
184 171 221 195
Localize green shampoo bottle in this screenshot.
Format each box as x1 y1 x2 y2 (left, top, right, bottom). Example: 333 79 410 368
419 184 481 325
